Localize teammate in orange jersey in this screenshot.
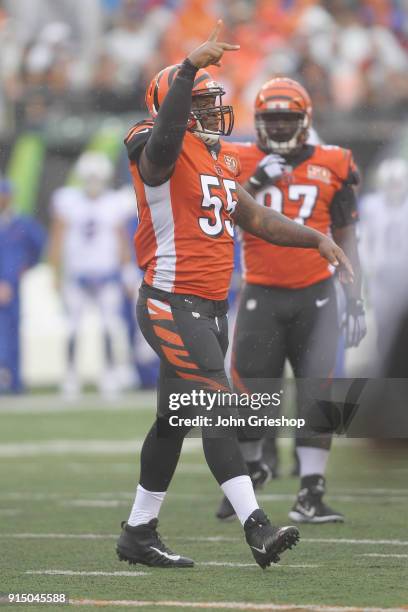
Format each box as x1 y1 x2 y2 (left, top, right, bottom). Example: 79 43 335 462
116 22 353 569
216 77 366 524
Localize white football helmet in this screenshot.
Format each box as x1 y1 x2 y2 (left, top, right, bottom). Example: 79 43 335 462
75 152 114 198
376 158 408 206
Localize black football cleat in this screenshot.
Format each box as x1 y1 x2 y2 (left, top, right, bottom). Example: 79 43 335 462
288 475 344 524
116 519 194 568
216 461 272 521
244 509 300 569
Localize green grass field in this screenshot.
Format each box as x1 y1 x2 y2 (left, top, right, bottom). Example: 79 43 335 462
0 393 407 611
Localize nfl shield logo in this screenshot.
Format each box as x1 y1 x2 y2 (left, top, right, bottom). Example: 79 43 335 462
307 164 331 184
224 154 238 175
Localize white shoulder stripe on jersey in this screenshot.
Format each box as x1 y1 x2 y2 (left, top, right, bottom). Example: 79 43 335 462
144 181 176 293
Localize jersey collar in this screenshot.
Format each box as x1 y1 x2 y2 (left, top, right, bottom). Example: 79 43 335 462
283 144 315 169
206 140 221 160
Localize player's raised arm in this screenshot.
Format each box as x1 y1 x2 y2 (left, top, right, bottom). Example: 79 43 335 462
233 183 354 282
139 20 239 186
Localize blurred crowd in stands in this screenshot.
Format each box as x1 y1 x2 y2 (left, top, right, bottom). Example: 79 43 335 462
1 0 408 134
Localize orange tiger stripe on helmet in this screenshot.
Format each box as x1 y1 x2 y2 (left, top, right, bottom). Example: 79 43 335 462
146 64 218 118
255 77 312 119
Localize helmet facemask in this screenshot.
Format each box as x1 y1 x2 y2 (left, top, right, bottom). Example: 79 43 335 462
256 111 309 156
189 86 234 146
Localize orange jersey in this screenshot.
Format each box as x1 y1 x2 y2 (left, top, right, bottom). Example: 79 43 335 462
126 121 241 301
237 142 358 289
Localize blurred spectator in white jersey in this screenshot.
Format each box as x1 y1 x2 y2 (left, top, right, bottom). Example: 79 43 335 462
359 158 408 371
48 152 136 400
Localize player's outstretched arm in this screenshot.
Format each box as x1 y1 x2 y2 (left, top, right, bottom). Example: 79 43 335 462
233 183 354 282
139 20 239 186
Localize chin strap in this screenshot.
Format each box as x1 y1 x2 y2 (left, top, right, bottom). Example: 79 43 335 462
193 130 220 145
264 130 304 155
257 115 308 155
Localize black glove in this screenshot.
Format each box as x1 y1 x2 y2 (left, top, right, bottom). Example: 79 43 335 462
248 153 286 190
341 298 367 348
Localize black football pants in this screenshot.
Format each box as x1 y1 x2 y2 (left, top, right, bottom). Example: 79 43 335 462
232 278 339 449
136 282 247 491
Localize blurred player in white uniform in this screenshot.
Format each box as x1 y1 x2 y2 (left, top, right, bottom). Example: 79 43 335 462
49 152 135 398
359 158 408 369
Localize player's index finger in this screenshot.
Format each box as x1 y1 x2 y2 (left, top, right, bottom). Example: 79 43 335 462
339 250 351 268
208 19 223 42
219 42 240 50
340 253 354 277
346 262 354 278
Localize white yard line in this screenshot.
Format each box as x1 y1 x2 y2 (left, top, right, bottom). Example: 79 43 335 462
26 564 318 575
176 536 408 546
1 488 407 505
0 391 156 414
199 562 319 569
359 554 408 559
57 462 209 475
3 533 115 539
64 464 406 483
62 500 124 508
258 494 408 503
0 440 143 457
3 533 408 547
59 494 210 506
58 493 408 508
45 460 408 484
0 438 201 457
0 491 138 501
302 538 408 546
26 569 148 577
335 488 408 495
67 599 407 611
0 492 79 501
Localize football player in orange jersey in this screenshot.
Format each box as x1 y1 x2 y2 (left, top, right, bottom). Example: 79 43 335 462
216 78 366 524
116 22 354 569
